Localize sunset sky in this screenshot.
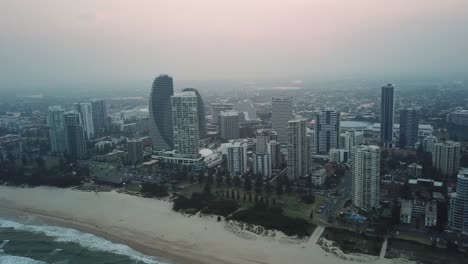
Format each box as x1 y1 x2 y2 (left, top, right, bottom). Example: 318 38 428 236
1 0 468 91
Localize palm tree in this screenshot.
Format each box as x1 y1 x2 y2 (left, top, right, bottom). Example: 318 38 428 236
244 176 252 192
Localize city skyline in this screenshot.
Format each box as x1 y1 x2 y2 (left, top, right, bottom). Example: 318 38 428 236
1 1 468 263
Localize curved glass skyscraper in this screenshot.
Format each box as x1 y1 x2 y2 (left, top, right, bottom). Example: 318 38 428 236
149 75 174 150
182 88 206 139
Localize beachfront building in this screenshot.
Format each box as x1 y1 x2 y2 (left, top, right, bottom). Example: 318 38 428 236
287 117 308 180
226 140 248 176
271 96 293 144
47 106 66 153
314 109 340 155
182 88 206 139
171 91 200 158
352 145 381 211
254 129 272 178
149 75 174 150
64 111 87 159
432 141 461 178
381 84 395 148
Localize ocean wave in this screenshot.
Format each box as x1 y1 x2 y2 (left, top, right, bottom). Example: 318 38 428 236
0 255 47 264
0 218 166 264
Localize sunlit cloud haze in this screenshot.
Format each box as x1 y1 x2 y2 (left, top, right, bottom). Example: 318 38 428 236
1 0 468 91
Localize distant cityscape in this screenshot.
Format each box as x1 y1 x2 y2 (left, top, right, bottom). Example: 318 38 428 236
0 75 468 261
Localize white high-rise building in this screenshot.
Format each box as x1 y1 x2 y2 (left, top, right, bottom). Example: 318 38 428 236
256 129 271 154
272 97 293 144
75 102 95 140
352 145 381 212
448 168 468 233
340 130 364 152
287 117 308 180
254 129 272 178
211 102 234 124
171 91 200 158
422 136 437 153
432 141 461 178
47 106 66 153
254 152 272 178
219 110 240 140
329 148 349 163
227 140 248 176
315 109 340 154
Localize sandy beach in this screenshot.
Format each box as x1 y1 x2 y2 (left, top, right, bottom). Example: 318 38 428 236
0 186 405 264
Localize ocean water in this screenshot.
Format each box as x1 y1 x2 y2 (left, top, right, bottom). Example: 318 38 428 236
0 217 171 264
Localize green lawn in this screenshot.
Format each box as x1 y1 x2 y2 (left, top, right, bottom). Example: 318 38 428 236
177 180 318 222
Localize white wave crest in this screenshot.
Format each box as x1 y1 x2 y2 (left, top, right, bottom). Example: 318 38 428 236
0 218 167 264
0 255 47 264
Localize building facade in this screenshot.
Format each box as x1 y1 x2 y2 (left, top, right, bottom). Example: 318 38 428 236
271 96 293 144
219 110 240 140
448 168 468 233
432 141 461 178
211 102 234 125
352 145 381 211
75 102 95 140
227 141 248 176
64 111 87 159
91 99 107 137
171 91 200 158
149 75 174 150
182 88 206 139
399 108 419 149
127 139 144 164
287 118 308 180
315 109 340 154
269 140 282 169
381 84 395 148
47 106 66 153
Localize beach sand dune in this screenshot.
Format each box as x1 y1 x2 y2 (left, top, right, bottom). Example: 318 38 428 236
0 186 402 264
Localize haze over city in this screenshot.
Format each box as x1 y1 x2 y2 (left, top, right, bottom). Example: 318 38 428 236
1 0 468 94
1 1 468 264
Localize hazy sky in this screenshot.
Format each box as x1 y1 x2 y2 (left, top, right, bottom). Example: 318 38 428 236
1 0 468 91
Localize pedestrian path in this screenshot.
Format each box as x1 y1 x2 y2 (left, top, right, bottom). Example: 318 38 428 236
379 238 388 259
307 225 326 245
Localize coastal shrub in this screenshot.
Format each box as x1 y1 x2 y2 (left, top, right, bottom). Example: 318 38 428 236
172 192 239 217
229 206 312 237
141 183 169 197
202 199 239 217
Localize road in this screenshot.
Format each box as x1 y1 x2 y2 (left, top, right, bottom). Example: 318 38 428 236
314 169 352 223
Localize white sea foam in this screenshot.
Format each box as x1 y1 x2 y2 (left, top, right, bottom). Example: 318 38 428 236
0 218 167 264
0 255 47 264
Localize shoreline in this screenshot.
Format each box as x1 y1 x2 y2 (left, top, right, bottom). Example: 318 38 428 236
0 206 208 264
0 186 396 264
